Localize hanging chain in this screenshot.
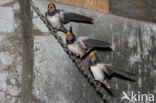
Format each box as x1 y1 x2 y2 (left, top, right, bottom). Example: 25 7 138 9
31 1 109 102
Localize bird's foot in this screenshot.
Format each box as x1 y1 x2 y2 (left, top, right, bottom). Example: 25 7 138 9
64 44 68 48
103 80 111 89
53 29 58 33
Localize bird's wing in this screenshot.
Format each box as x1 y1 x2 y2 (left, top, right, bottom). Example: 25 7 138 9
81 37 112 49
105 65 136 77
59 11 93 24
77 36 89 48
99 63 110 74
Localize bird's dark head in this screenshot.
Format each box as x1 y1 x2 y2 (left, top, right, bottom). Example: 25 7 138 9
48 3 56 12
89 52 99 65
66 26 76 44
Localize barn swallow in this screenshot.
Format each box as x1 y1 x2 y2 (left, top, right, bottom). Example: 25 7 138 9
45 3 93 33
89 52 136 92
66 27 112 58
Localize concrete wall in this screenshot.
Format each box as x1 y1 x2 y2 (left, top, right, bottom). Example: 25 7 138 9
0 0 156 103
0 0 22 103
110 0 156 23
32 0 156 103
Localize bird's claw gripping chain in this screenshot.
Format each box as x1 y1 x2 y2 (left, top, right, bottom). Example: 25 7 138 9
31 1 110 102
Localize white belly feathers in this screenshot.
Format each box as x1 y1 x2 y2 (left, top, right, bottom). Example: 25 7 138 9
90 65 104 82
68 42 85 57
47 14 61 29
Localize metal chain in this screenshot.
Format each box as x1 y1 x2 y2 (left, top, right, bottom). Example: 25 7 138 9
31 1 109 102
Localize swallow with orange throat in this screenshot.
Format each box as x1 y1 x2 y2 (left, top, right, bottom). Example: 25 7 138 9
46 3 93 33
66 27 112 58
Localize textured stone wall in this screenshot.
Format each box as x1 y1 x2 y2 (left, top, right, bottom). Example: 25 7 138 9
32 0 156 103
0 0 156 103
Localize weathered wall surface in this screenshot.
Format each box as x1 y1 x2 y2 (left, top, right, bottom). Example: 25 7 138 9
0 0 22 102
0 0 156 103
110 0 156 23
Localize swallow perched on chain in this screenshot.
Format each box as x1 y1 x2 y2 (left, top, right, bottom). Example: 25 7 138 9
89 52 136 94
46 3 93 33
66 27 112 58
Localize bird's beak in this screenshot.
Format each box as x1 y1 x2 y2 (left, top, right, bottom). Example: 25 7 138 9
49 4 54 11
66 32 71 39
89 52 95 59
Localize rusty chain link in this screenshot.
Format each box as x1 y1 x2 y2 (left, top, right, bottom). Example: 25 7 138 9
31 1 109 102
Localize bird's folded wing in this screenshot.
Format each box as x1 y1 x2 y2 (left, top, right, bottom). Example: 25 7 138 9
61 12 93 24
82 38 112 48
105 65 136 77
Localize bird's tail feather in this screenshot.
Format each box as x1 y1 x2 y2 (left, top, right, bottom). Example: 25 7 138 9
102 80 115 96
105 65 136 82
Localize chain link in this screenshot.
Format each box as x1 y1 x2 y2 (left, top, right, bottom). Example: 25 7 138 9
31 1 109 102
